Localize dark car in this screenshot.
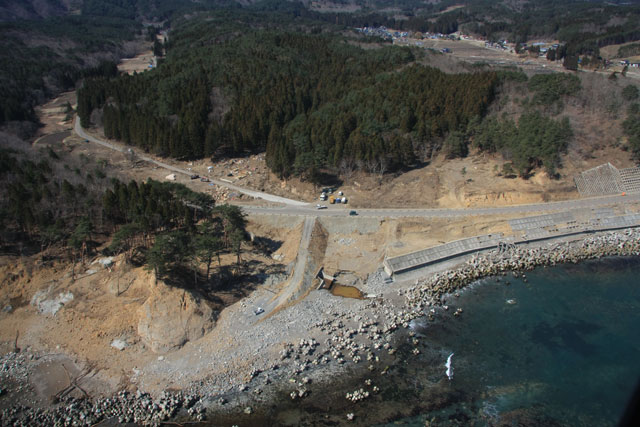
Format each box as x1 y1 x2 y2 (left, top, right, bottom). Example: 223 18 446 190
349 210 357 216
190 174 199 180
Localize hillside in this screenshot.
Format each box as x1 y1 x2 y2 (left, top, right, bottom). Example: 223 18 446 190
2 1 640 424
0 0 71 22
76 5 640 185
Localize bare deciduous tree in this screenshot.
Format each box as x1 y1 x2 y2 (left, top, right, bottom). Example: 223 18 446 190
339 158 355 183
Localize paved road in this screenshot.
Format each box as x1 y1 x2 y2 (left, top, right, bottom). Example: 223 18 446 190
75 117 640 219
243 193 640 218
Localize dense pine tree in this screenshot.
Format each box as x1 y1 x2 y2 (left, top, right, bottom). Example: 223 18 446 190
78 17 498 179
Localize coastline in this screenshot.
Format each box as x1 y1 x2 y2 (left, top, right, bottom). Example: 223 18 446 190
2 228 640 425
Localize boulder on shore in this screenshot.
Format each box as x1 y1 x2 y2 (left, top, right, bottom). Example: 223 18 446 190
137 279 214 353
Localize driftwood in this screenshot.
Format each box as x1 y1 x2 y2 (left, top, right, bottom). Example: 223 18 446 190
13 330 20 353
55 364 94 401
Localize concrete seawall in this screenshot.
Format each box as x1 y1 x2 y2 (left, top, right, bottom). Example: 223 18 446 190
385 213 640 277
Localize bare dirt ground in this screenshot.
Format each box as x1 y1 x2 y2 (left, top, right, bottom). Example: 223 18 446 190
34 91 76 139
3 37 638 416
118 49 155 75
397 36 567 74
0 209 517 403
600 41 640 61
72 118 616 210
0 235 289 403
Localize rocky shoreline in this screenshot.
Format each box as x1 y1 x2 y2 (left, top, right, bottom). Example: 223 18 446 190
404 228 640 309
2 228 640 425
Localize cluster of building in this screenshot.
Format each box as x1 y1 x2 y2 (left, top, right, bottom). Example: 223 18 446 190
355 26 406 40
526 42 562 56
357 26 639 72
356 26 458 42
484 40 512 52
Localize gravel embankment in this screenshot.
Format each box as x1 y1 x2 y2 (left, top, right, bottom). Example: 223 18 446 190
2 229 640 425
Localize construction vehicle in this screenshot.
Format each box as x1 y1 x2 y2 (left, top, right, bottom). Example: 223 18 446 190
329 195 336 204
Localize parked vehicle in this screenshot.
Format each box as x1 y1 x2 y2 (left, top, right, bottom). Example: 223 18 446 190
190 174 199 179
316 204 327 209
349 210 358 216
200 177 210 182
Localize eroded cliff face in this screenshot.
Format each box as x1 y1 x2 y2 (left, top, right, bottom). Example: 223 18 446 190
0 253 218 398
137 279 215 354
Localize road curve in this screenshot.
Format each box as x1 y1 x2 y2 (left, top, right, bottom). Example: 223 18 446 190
74 117 308 207
75 117 640 218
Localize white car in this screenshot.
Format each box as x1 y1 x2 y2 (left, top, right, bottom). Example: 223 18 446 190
316 204 328 209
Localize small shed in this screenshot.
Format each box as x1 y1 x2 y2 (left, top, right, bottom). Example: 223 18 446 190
165 173 177 181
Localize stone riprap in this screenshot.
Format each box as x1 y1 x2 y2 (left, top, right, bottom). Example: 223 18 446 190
3 229 640 425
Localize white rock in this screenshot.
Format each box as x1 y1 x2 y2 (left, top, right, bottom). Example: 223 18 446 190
97 257 114 268
31 287 74 316
111 339 128 351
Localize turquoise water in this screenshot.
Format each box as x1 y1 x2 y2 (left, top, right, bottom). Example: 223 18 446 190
385 256 640 426
240 257 640 426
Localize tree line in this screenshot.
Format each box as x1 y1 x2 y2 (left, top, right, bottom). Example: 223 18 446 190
104 179 248 283
471 112 573 177
74 7 588 182
0 140 110 258
622 84 640 161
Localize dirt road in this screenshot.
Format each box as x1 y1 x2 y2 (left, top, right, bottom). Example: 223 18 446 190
75 118 308 206
75 116 640 219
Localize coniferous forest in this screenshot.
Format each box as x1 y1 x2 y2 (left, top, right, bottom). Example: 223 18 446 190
0 136 248 285
1 0 635 289
78 11 499 180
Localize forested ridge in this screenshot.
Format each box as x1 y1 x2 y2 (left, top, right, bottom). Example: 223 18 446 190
1 0 633 284
2 0 638 139
0 14 139 135
78 11 499 179
452 0 640 54
0 0 238 137
242 1 640 59
0 137 248 285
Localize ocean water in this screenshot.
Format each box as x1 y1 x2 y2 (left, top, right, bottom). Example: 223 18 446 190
379 256 640 426
234 257 640 426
